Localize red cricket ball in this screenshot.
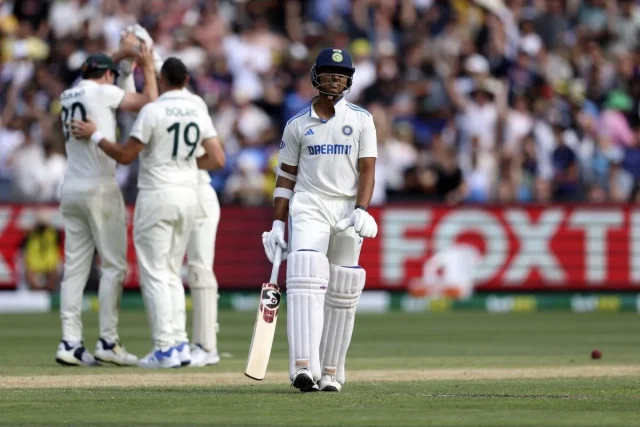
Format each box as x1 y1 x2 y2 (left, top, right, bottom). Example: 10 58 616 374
591 349 602 360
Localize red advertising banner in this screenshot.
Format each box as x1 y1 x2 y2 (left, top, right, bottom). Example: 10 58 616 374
1 204 640 291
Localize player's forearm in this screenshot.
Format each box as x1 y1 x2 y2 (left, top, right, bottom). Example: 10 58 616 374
273 176 295 222
141 66 158 102
97 139 135 165
197 153 224 171
356 164 375 209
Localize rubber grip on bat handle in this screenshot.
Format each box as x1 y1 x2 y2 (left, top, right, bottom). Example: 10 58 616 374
269 246 282 284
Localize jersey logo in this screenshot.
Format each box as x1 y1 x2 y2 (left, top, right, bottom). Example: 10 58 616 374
279 140 285 150
308 144 352 156
304 129 315 136
342 125 353 136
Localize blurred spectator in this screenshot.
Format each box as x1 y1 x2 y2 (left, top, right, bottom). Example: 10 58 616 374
2 0 640 206
19 210 62 292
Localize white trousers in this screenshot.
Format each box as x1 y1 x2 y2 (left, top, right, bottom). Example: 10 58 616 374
289 192 362 265
59 179 127 343
186 184 220 351
134 187 197 351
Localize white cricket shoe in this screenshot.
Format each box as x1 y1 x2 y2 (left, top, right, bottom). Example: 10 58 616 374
94 339 138 366
319 375 342 392
189 344 220 367
174 342 191 366
291 368 316 392
138 347 181 369
55 341 100 367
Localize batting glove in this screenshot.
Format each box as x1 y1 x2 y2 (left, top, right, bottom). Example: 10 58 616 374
261 220 288 263
335 208 378 238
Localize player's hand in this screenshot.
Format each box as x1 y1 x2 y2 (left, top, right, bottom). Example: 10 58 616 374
261 220 288 263
136 43 155 71
130 24 154 49
119 32 141 57
335 208 378 238
70 119 97 140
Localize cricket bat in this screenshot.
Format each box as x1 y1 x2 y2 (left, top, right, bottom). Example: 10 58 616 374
244 246 283 381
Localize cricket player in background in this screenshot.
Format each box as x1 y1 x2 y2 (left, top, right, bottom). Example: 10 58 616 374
55 42 158 367
187 154 221 367
71 57 225 369
262 48 377 392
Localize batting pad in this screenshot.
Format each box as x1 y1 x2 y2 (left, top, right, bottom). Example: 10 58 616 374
320 265 366 384
189 266 218 352
286 250 330 380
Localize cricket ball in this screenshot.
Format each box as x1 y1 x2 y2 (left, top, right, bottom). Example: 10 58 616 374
591 349 602 360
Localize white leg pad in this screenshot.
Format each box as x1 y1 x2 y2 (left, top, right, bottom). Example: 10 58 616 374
286 250 330 380
320 265 366 384
189 265 218 352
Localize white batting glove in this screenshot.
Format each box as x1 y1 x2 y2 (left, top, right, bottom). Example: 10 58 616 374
335 208 378 238
261 220 288 263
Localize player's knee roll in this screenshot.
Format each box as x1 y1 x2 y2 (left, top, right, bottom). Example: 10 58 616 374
286 250 330 294
187 265 217 290
326 265 366 309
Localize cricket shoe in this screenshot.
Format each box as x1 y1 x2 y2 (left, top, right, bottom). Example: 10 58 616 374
138 347 181 369
94 339 138 366
318 375 341 392
189 344 220 367
55 341 100 366
174 342 191 366
291 368 316 392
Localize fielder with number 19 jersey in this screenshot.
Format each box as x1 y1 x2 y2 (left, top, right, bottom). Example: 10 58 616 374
129 85 219 367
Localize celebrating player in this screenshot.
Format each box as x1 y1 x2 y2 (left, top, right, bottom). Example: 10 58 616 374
71 57 225 368
55 42 158 367
186 152 222 367
261 48 378 391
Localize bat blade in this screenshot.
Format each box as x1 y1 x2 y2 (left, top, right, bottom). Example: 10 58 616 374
244 282 282 380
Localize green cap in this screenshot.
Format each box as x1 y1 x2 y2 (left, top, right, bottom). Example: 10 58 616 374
81 53 118 75
604 90 632 111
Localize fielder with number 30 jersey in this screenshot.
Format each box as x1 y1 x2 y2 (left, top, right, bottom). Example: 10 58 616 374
262 47 378 392
56 45 157 368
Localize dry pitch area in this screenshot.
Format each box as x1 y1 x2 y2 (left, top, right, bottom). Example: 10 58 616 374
1 311 639 426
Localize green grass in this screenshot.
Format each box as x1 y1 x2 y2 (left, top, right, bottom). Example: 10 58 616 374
1 310 639 425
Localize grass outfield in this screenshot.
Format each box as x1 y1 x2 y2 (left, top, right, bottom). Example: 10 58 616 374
0 310 639 425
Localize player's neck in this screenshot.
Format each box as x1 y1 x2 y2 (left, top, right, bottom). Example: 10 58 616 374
314 95 340 120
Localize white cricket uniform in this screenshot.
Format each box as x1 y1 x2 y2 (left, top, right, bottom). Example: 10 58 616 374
279 97 378 266
278 96 377 383
58 80 127 345
186 161 221 352
130 88 217 351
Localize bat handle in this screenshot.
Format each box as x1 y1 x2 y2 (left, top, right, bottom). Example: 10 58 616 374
269 246 282 284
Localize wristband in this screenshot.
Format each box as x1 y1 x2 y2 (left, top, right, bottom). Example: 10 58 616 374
355 205 367 211
273 187 294 200
90 131 104 145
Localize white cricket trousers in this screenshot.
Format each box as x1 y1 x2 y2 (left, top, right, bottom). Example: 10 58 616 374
59 178 127 344
134 186 197 351
186 184 220 351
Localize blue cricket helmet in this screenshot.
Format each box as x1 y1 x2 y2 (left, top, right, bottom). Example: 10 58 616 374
310 48 355 94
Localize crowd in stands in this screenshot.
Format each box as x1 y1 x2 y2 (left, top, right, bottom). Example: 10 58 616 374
2 0 640 206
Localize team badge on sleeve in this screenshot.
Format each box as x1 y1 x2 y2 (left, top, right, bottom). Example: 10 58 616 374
342 125 353 136
279 140 285 150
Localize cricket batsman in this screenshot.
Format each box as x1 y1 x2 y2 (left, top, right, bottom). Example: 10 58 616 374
186 160 221 367
55 41 158 367
261 48 378 392
71 57 225 368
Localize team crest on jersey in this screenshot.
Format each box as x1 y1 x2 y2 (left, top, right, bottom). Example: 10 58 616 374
342 125 353 136
279 140 285 150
